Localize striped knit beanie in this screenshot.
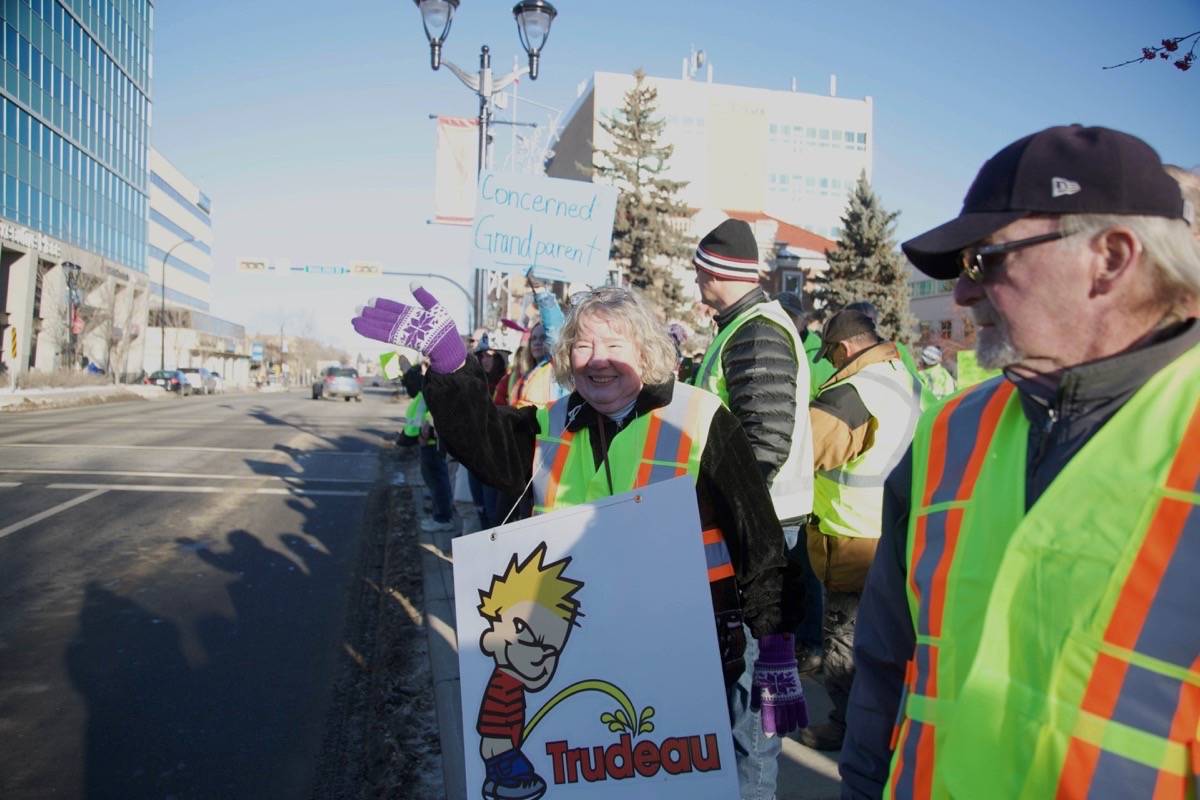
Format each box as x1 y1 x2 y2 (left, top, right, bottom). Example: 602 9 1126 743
692 219 760 281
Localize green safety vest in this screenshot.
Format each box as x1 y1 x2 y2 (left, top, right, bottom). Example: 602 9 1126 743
403 393 431 439
812 357 923 540
897 343 937 410
693 299 813 522
917 363 956 401
888 345 1200 798
531 383 735 584
804 332 836 400
954 349 1001 388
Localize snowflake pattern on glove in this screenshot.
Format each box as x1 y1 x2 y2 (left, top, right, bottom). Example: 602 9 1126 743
756 669 799 699
387 302 456 352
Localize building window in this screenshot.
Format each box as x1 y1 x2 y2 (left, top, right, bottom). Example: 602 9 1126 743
783 272 803 294
940 320 953 338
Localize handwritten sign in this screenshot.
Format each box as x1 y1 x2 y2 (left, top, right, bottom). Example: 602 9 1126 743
470 171 618 286
452 477 738 798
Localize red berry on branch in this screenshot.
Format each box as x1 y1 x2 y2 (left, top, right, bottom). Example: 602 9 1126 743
1162 38 1179 52
1142 47 1157 60
1176 58 1192 71
1160 51 1171 59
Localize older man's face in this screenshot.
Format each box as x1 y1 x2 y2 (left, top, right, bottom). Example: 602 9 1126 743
953 216 1090 373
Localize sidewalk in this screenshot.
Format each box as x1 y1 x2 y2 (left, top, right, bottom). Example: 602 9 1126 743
413 462 843 800
0 383 173 412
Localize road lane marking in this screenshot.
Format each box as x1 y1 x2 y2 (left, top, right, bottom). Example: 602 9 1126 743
0 468 372 484
0 489 108 540
0 443 378 457
0 481 21 487
46 482 368 497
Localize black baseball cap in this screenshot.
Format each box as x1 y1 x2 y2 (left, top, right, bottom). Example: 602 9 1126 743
903 125 1190 279
814 310 877 363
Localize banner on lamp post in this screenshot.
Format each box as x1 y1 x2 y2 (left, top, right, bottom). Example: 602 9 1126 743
469 171 618 287
433 116 480 226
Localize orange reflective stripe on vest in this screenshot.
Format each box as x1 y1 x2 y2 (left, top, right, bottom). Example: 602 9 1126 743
1057 401 1200 800
532 386 733 585
893 380 1015 800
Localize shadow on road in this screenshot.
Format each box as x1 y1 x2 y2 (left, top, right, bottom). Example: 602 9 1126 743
63 497 356 799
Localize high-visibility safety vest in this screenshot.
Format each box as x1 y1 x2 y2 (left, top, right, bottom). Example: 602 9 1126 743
812 357 923 540
896 343 937 411
804 332 836 400
887 345 1200 799
692 299 814 522
531 382 735 585
917 364 956 401
954 348 1001 388
514 360 556 408
404 392 435 442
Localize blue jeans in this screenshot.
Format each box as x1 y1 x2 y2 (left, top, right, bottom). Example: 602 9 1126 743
419 443 453 523
728 626 780 800
786 535 824 649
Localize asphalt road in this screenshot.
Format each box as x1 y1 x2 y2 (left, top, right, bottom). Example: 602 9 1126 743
0 386 404 800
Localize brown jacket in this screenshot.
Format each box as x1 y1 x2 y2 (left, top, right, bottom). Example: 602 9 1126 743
806 342 903 591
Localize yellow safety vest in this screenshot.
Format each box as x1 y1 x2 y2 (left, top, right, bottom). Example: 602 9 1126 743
532 383 734 584
693 299 813 522
812 358 923 539
888 345 1200 798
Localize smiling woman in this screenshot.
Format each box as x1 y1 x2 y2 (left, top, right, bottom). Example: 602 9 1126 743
352 284 807 792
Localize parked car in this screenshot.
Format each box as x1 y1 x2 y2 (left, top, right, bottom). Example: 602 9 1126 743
312 366 362 401
145 369 189 394
179 367 215 395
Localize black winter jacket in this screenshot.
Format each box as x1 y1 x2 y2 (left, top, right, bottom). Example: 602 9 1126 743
712 288 801 487
423 357 791 662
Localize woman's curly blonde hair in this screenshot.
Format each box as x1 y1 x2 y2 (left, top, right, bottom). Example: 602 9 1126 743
552 287 678 390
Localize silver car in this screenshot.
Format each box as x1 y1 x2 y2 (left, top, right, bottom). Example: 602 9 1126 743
313 367 362 401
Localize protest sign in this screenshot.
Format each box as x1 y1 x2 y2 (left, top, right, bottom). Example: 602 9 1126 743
452 477 738 799
469 171 618 287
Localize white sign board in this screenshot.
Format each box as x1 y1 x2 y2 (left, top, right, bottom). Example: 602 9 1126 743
470 171 618 287
452 477 738 799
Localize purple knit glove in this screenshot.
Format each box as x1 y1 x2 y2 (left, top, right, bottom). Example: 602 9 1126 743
751 633 808 737
351 287 466 374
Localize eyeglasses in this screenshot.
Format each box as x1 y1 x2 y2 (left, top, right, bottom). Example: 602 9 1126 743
958 230 1070 282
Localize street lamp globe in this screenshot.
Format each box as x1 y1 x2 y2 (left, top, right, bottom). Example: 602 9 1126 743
512 0 556 80
414 0 459 70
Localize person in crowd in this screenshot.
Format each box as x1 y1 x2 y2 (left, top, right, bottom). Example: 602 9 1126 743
800 308 922 753
776 290 834 398
690 219 813 797
466 335 509 529
399 365 456 532
773 290 829 676
353 285 807 800
511 273 567 409
844 300 933 409
916 345 956 400
842 125 1200 798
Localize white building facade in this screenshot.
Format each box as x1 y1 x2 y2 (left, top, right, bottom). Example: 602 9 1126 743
547 70 874 241
144 147 250 386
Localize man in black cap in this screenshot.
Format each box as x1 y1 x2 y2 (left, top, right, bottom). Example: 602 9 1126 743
691 218 813 798
798 308 922 752
842 126 1199 797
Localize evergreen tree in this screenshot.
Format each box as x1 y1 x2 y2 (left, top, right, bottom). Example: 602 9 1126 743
811 172 918 343
592 70 693 318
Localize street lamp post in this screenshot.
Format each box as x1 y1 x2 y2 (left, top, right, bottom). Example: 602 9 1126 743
413 0 558 324
415 0 558 176
160 238 195 371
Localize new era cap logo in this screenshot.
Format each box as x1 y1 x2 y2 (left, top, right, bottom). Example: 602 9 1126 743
1052 177 1081 198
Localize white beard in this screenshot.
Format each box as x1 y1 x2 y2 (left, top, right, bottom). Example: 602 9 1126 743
971 303 1023 370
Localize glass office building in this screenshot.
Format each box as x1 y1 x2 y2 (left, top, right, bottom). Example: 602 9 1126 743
1 0 152 271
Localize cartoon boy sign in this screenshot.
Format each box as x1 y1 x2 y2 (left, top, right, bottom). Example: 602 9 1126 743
475 542 584 800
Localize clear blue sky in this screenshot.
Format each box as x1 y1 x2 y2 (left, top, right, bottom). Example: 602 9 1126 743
150 0 1199 355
